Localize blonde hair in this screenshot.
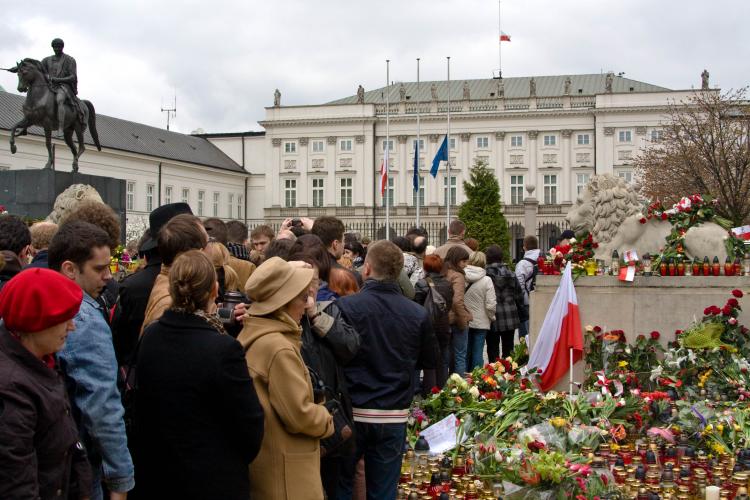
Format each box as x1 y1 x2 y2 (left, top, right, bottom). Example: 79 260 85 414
169 250 217 313
469 250 486 268
30 222 58 250
204 241 240 291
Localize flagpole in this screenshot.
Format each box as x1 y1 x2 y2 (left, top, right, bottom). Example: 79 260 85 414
385 59 390 241
569 348 574 395
498 0 502 78
416 57 421 228
446 56 451 232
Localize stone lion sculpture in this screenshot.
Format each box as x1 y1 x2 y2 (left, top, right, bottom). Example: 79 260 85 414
46 184 104 224
566 174 728 263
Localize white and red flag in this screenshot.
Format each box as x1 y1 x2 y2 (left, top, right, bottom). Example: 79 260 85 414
732 225 750 241
527 262 583 392
380 152 389 197
499 31 511 42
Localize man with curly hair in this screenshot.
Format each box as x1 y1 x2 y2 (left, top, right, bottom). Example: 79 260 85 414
0 214 32 291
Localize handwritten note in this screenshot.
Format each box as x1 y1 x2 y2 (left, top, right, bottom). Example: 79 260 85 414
420 413 467 454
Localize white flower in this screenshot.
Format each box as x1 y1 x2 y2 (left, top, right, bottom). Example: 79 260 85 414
469 386 480 398
494 450 503 462
451 388 458 395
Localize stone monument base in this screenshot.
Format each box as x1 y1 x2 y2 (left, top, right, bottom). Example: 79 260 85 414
529 275 750 392
0 169 126 240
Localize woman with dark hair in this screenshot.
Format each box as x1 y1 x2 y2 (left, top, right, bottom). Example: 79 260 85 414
485 245 523 360
414 254 454 390
442 246 472 375
136 250 265 499
343 240 365 269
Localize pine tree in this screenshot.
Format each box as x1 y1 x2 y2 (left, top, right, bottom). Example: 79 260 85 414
458 159 511 256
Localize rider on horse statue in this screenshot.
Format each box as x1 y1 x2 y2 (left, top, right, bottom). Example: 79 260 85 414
42 38 85 134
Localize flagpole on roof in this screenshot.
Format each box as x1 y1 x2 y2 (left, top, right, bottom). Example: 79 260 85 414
385 59 390 241
415 58 421 228
498 0 502 78
446 56 451 233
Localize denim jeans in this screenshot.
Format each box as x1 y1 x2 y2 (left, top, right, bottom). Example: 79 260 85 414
467 328 488 370
451 326 468 375
337 422 406 500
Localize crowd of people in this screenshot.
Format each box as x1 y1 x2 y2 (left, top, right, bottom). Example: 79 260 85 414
0 203 540 500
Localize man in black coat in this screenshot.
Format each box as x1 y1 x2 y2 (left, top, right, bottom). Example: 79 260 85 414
111 203 192 364
0 214 32 291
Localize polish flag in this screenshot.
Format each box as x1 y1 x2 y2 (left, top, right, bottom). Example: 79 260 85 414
527 262 583 392
500 32 511 42
732 225 750 241
380 153 388 197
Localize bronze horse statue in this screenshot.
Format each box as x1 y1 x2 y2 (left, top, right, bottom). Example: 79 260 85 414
8 58 101 172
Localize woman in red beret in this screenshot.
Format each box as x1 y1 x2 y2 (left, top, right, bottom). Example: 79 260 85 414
0 268 93 499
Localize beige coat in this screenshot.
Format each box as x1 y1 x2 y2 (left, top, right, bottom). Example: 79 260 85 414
141 266 170 333
238 314 333 500
434 237 474 260
228 255 255 292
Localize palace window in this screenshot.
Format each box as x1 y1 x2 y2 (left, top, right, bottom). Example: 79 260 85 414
228 193 234 216
618 130 632 143
382 139 394 152
576 173 590 195
650 129 663 142
577 134 590 145
164 186 173 205
412 138 425 151
181 188 190 205
340 139 353 152
284 141 297 153
382 177 395 207
510 135 523 147
543 174 558 204
197 190 205 216
312 140 325 153
284 179 297 208
126 181 135 211
413 176 425 207
340 178 353 207
146 183 154 212
618 171 633 184
312 178 324 207
510 175 524 205
476 136 489 149
212 192 219 217
543 135 556 146
443 175 457 206
237 195 243 219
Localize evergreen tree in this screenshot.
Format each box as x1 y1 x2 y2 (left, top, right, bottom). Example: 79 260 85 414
458 159 511 256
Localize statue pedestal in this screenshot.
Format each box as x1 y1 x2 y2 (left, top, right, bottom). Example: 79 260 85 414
0 169 126 236
528 275 750 392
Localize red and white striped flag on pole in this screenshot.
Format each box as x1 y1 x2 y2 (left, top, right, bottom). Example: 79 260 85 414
499 31 511 42
527 262 583 392
732 225 750 241
380 152 388 197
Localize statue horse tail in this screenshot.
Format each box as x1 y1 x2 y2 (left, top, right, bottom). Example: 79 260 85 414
84 100 102 151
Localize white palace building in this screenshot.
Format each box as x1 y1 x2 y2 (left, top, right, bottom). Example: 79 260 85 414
204 72 700 256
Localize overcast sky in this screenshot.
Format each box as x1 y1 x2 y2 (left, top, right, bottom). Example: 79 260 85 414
1 0 747 134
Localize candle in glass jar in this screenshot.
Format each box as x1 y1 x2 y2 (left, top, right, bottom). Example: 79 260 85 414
707 485 721 500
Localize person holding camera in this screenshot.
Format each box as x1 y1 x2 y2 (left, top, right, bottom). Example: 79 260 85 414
135 250 265 499
239 257 334 500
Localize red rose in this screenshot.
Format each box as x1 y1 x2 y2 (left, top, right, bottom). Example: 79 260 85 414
743 326 749 335
728 298 739 308
733 289 744 298
722 305 733 316
593 326 602 333
661 213 668 220
650 331 660 340
431 386 441 394
639 217 647 224
675 329 683 336
592 242 599 249
704 307 711 316
637 334 646 341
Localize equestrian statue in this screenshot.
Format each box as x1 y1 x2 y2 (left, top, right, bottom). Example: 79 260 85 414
5 38 101 172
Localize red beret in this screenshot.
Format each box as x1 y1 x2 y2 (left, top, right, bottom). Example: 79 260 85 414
0 268 83 333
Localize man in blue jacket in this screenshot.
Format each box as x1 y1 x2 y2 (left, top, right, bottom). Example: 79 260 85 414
50 221 135 499
336 240 436 500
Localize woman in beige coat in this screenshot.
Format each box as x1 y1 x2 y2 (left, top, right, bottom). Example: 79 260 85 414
239 257 334 500
443 246 473 376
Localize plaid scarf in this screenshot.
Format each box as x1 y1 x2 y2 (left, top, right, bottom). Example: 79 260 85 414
226 242 250 261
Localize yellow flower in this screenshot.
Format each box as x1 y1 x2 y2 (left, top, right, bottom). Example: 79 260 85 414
735 424 742 432
705 424 714 433
610 443 621 452
712 443 726 454
550 417 567 428
618 361 628 368
717 424 724 433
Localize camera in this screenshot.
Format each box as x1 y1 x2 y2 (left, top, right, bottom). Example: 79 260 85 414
291 218 303 227
216 291 244 325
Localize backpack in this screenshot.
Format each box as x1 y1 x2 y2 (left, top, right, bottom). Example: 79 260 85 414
522 257 539 294
423 277 448 324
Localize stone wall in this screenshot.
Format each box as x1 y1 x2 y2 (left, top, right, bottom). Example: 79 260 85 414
529 275 750 392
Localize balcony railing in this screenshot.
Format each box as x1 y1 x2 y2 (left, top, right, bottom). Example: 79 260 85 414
373 95 597 117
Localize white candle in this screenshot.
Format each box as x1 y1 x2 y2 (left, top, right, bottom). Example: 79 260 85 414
706 485 720 500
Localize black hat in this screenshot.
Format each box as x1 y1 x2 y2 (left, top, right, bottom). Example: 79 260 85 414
139 203 193 252
560 229 575 240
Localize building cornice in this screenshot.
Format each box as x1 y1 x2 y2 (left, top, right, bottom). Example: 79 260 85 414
259 117 378 128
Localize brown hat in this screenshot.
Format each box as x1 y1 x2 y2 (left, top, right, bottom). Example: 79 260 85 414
245 257 313 316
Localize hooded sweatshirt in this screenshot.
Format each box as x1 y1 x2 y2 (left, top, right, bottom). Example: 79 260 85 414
516 248 541 305
463 265 496 330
